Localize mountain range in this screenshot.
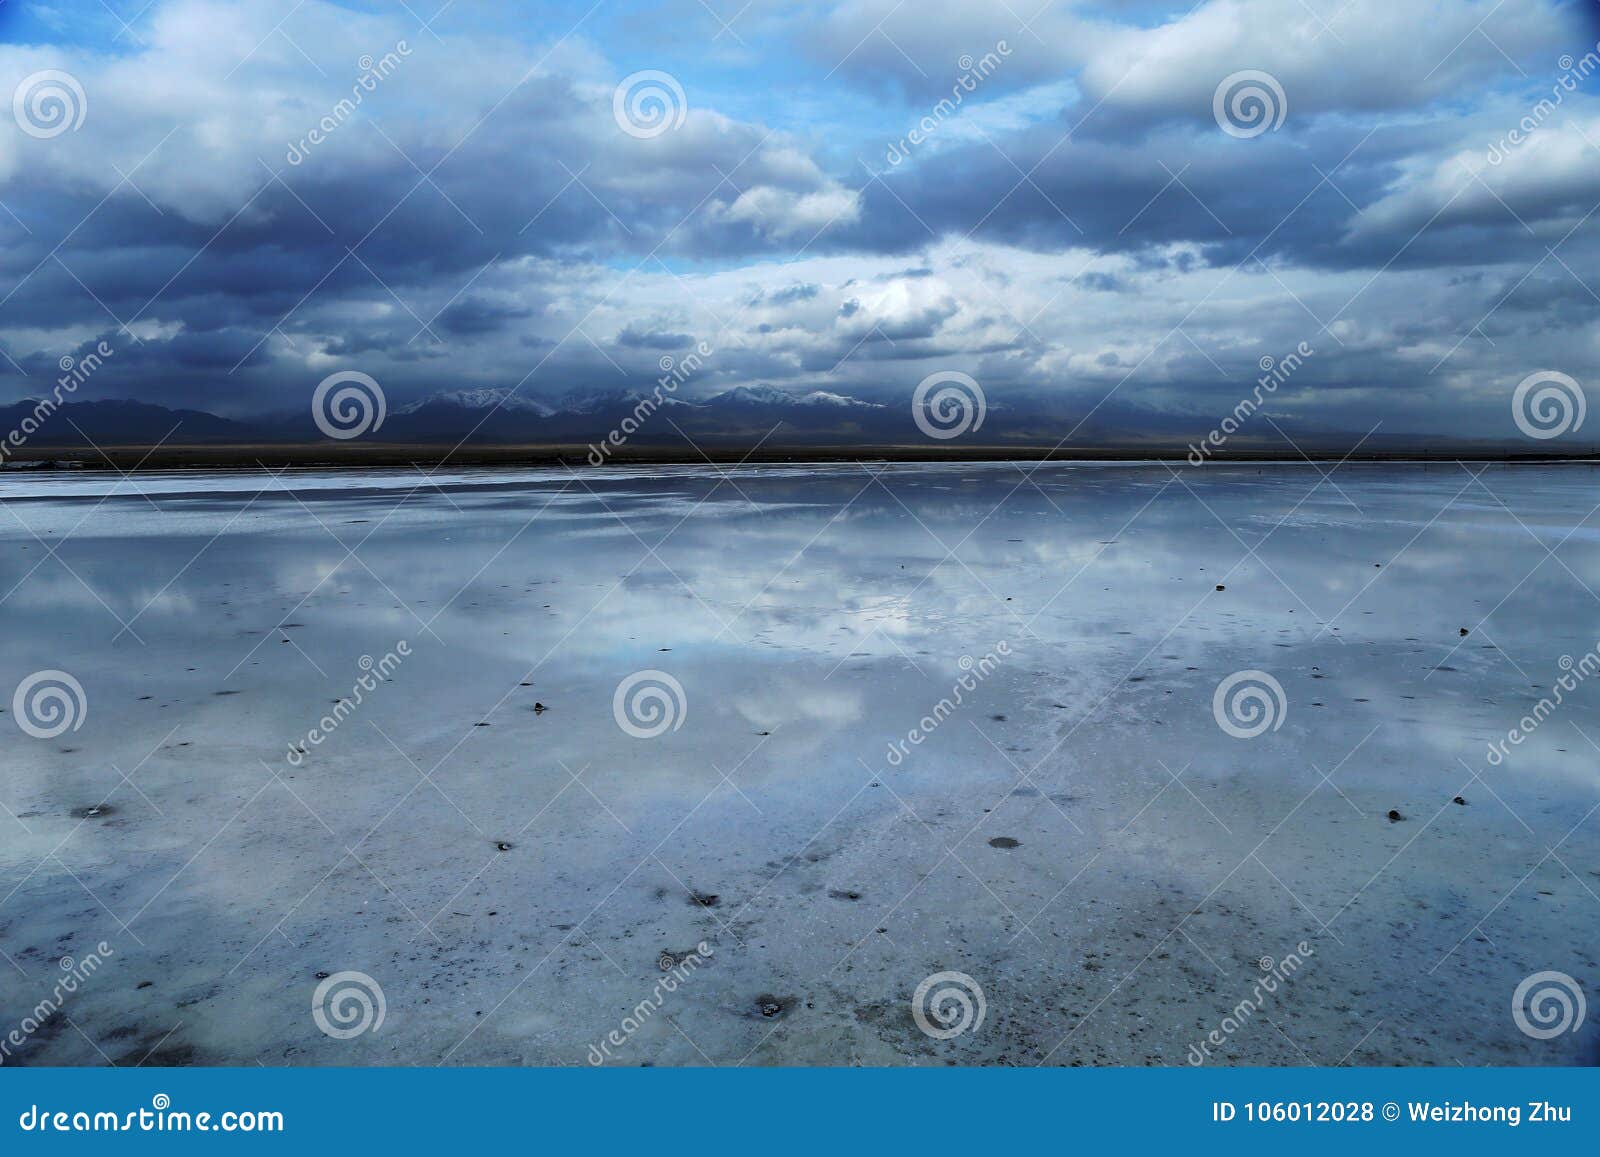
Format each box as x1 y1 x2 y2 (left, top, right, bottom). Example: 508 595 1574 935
0 386 1570 460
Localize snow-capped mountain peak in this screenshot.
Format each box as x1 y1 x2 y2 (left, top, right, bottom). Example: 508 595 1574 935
396 388 555 416
710 385 882 408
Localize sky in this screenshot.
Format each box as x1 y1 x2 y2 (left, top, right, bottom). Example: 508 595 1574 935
1 0 1599 441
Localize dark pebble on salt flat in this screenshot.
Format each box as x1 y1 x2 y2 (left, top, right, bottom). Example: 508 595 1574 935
1387 810 1404 823
988 837 1020 849
1453 796 1467 805
755 995 794 1019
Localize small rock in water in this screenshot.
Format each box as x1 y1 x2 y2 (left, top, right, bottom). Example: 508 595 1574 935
827 889 862 901
989 836 1021 849
1452 796 1467 806
688 891 720 908
1215 584 1226 591
755 994 793 1019
495 841 514 852
1386 810 1404 823
532 702 547 713
1459 627 1469 637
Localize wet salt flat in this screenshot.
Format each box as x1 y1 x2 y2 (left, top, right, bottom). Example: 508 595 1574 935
1 461 1597 1066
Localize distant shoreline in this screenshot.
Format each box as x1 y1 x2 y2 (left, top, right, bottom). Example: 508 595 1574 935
1 442 1597 471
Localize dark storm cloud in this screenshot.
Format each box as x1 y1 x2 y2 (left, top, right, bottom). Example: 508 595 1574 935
615 325 695 349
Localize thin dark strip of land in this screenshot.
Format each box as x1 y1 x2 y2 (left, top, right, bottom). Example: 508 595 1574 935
4 442 1597 471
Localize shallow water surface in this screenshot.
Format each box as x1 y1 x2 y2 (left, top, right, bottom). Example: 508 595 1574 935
1 461 1597 1065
